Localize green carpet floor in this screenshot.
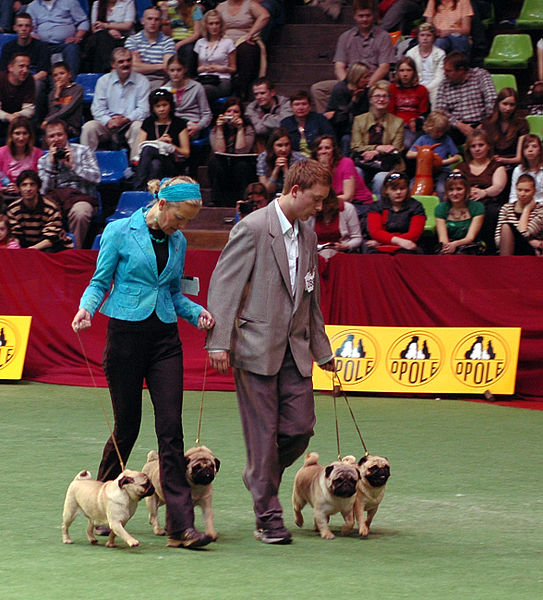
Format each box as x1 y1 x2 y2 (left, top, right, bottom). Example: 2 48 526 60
1 382 541 600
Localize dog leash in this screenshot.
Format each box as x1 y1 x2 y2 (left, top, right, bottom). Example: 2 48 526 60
331 370 370 459
75 330 126 471
195 356 208 446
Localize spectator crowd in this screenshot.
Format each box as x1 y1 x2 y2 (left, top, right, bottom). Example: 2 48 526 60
0 0 541 257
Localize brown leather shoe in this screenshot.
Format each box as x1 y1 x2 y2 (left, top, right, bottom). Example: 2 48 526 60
167 528 212 549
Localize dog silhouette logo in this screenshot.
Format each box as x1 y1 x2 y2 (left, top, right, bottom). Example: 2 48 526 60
0 322 18 370
387 331 443 387
330 329 377 387
453 332 507 388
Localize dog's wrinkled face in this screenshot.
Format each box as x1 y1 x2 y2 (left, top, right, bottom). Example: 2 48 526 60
324 463 360 498
358 456 391 488
117 470 155 500
185 447 220 486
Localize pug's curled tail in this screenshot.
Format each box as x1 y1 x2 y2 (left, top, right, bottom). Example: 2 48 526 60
75 470 92 480
303 452 320 466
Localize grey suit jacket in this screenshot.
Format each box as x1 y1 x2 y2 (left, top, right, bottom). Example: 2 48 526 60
206 201 332 377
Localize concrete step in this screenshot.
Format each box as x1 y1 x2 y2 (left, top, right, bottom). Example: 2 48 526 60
268 44 334 64
274 23 346 46
268 62 335 85
286 3 353 25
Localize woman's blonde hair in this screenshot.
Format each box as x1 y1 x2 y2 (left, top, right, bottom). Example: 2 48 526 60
202 9 224 40
369 80 390 99
346 62 370 91
148 176 203 208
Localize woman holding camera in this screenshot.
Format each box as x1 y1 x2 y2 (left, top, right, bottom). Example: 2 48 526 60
208 97 255 206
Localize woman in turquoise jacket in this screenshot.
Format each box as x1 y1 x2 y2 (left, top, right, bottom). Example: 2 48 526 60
71 176 215 549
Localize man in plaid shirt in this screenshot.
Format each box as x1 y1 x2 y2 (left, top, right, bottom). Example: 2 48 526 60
435 51 497 145
38 117 101 248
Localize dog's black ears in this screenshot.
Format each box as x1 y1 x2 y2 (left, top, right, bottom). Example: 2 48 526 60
358 456 368 466
214 458 221 472
325 465 334 478
118 476 134 488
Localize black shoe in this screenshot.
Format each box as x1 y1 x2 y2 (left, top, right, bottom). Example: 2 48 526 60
167 528 212 549
94 525 111 536
254 527 292 545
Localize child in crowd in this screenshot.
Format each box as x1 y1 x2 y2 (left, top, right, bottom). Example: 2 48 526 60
41 62 84 138
509 134 543 204
388 56 429 149
365 171 426 254
496 174 543 256
406 110 461 199
0 214 20 249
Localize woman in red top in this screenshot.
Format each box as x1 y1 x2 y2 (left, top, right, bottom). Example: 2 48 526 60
389 57 429 149
365 171 426 254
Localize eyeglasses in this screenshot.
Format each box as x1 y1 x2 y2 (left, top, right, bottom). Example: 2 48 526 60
371 94 389 100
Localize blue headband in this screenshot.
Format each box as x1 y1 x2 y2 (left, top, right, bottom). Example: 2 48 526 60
157 182 202 202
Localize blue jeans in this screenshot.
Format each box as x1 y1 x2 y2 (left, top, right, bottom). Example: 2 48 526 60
434 35 471 56
48 41 81 76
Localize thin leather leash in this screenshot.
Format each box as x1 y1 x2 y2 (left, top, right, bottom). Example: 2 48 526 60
331 370 370 460
195 356 208 446
75 330 126 471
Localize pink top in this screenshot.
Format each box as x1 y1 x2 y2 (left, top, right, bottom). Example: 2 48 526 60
0 239 21 249
333 157 373 204
0 146 43 186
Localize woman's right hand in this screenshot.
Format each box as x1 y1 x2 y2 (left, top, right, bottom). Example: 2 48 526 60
276 156 288 171
72 308 92 333
216 114 226 127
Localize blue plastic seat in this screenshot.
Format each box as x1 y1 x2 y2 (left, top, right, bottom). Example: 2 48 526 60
136 0 153 20
91 233 102 250
95 150 129 185
0 33 17 53
106 191 153 224
75 73 102 105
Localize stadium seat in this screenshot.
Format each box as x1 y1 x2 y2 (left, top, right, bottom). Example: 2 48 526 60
66 232 76 248
91 233 101 250
0 33 17 53
95 150 129 185
516 0 543 29
75 73 102 105
484 34 533 69
526 115 543 138
413 195 439 232
77 0 89 13
136 0 153 20
106 191 153 223
490 73 517 92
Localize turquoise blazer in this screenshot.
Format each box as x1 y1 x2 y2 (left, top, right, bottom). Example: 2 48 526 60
80 208 203 325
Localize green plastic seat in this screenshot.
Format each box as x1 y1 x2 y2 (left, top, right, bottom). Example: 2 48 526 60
484 34 533 69
526 115 543 138
481 3 495 29
516 0 543 29
413 195 439 232
490 73 518 92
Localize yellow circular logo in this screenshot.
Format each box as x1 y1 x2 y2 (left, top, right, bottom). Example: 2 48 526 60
0 319 19 371
451 331 509 388
386 330 444 387
331 328 379 388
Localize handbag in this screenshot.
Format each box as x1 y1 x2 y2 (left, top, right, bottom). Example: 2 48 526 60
197 74 221 86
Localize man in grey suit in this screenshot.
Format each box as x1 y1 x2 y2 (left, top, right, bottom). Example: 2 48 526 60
206 160 335 544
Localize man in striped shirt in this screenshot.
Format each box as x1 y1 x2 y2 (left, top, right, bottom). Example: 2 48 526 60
6 170 73 251
125 6 175 91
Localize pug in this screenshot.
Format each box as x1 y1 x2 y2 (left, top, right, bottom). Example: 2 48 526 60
61 469 154 548
292 452 360 540
142 445 220 540
344 454 391 538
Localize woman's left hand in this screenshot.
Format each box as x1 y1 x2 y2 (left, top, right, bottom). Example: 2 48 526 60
470 187 486 201
198 309 215 330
